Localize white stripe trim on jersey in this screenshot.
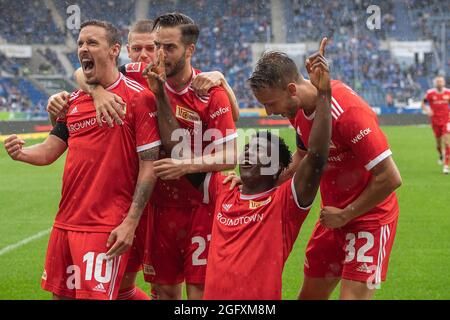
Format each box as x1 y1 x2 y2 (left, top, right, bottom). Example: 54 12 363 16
240 186 277 200
108 256 121 300
213 132 238 146
203 172 213 204
124 77 145 90
291 173 313 210
365 149 392 171
124 78 144 93
106 73 123 91
165 68 197 95
331 108 339 120
331 97 344 114
136 140 162 153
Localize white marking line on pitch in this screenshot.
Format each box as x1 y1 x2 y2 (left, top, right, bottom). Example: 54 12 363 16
0 228 51 257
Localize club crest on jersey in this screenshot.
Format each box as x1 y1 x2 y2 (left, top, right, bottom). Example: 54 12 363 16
249 196 272 209
222 204 233 211
176 105 201 122
126 62 142 73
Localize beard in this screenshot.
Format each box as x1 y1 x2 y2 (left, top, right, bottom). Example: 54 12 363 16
166 50 186 77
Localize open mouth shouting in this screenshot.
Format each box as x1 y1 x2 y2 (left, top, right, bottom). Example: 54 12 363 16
80 55 95 78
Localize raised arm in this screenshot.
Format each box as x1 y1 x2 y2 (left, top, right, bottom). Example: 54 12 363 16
293 38 332 207
4 133 67 166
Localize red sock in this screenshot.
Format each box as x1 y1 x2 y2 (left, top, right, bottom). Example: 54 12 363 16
117 286 150 300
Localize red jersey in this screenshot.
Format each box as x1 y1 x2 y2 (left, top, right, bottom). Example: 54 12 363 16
54 73 161 232
425 88 450 125
120 62 237 207
290 80 399 228
202 172 311 300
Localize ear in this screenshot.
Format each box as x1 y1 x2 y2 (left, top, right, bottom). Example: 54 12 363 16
287 83 297 97
111 44 121 61
185 44 195 59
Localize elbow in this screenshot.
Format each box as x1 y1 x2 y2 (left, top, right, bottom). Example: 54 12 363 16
391 173 402 191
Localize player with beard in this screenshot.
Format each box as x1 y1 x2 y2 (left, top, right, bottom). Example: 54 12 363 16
141 38 332 298
58 13 237 300
46 18 240 300
247 39 402 300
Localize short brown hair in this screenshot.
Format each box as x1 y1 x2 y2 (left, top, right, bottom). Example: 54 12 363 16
80 20 122 47
248 51 301 91
128 19 154 43
152 13 199 45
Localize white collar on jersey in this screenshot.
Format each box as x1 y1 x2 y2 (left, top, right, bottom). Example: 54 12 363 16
164 68 197 95
239 187 278 200
106 73 124 91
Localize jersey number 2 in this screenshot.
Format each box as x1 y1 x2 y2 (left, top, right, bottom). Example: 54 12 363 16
192 235 211 266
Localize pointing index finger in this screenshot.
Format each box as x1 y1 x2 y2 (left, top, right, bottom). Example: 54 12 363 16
319 37 327 57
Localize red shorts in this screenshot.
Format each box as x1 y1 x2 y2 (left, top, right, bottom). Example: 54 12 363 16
125 212 150 273
431 121 450 138
143 204 213 285
304 217 398 287
41 227 129 300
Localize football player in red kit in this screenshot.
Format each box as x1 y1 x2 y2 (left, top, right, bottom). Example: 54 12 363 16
421 75 450 174
46 17 239 300
4 20 160 300
142 36 332 299
248 38 402 300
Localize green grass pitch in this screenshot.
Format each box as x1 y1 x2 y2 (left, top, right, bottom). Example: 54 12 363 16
0 125 449 299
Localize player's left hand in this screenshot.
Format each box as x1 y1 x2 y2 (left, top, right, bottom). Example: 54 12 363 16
192 71 224 96
319 206 350 228
153 158 191 180
142 48 166 97
306 37 331 92
106 218 138 260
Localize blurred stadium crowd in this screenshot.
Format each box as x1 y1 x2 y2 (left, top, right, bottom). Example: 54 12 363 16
0 0 448 116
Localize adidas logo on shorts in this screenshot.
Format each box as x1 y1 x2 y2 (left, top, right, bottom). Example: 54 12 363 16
93 283 106 293
356 263 374 274
143 264 156 276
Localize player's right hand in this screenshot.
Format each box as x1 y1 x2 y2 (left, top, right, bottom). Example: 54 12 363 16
3 134 26 161
142 48 166 97
47 91 70 118
305 37 331 92
91 87 126 127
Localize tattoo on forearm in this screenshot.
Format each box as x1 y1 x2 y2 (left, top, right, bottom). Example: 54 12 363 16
129 180 152 219
139 146 159 161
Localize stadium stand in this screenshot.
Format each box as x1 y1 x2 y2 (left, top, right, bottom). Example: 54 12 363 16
0 0 448 117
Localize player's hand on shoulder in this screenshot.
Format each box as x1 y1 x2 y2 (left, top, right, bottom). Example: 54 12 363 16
91 87 126 128
305 37 331 92
192 71 224 96
47 91 69 118
3 134 26 161
222 171 243 190
142 48 166 97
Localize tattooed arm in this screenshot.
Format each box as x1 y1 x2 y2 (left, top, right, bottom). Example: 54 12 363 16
106 146 159 259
